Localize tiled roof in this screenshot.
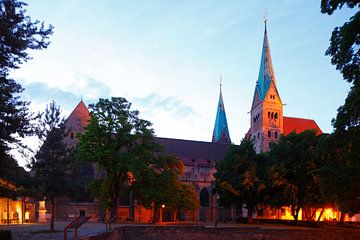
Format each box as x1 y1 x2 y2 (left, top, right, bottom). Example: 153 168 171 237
283 116 322 135
155 137 229 166
64 100 91 132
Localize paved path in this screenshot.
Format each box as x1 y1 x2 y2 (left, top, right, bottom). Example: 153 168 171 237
0 221 115 240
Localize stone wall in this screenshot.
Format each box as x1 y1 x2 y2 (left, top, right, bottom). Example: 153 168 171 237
81 225 360 240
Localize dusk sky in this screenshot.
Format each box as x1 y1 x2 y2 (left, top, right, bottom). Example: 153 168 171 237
10 0 356 167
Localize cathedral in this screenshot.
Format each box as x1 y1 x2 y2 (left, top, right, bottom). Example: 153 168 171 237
45 23 325 222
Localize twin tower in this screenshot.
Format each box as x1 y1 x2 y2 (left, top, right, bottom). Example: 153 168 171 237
212 23 289 153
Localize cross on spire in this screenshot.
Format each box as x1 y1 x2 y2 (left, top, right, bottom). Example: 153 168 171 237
219 75 222 90
264 9 268 32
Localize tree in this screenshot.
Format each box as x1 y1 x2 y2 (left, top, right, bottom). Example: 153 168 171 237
269 130 326 223
133 154 199 222
0 0 53 177
321 1 360 222
77 97 165 219
321 0 360 130
317 132 360 223
31 101 73 231
214 140 268 224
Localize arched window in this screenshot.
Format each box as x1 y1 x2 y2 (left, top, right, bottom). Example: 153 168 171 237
275 113 278 119
271 112 274 119
200 188 209 207
268 112 270 118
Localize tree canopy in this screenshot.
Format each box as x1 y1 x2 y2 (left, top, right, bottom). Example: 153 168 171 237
214 140 269 223
31 101 73 231
78 97 199 220
0 0 53 178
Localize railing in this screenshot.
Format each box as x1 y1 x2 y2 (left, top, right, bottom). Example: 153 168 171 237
64 216 91 240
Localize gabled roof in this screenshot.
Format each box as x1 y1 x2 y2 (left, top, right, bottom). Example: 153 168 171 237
283 116 322 135
256 24 276 101
155 137 229 166
212 88 231 144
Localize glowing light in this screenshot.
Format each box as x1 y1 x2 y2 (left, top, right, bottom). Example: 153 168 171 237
161 204 165 208
25 211 30 220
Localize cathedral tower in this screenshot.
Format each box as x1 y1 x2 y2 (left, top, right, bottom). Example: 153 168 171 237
249 22 283 153
212 82 231 144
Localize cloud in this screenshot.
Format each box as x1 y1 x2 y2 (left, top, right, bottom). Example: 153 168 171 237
132 93 197 119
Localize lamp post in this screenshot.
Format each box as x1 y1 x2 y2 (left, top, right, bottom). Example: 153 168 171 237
215 194 219 228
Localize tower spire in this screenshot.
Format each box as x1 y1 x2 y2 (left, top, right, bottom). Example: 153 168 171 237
212 78 231 144
256 19 276 100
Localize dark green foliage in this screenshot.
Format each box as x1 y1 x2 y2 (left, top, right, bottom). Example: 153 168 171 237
0 0 53 76
0 0 52 179
31 101 72 231
317 131 360 222
133 154 199 222
320 0 360 222
269 130 326 222
78 97 199 221
321 1 360 130
214 140 268 223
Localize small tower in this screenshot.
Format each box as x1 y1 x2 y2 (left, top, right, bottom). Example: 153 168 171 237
249 22 283 153
212 79 231 144
63 99 91 147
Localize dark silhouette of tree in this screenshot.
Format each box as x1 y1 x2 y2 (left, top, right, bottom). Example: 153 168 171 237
31 101 72 231
214 140 268 224
321 1 360 223
269 130 327 223
0 0 53 178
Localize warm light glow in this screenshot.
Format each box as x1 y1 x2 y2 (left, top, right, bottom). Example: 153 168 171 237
25 211 30 220
161 204 165 208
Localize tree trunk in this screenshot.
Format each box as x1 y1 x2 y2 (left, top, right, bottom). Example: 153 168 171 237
110 194 119 221
339 211 345 225
50 198 55 231
246 206 254 224
152 205 160 223
291 206 300 225
317 208 325 222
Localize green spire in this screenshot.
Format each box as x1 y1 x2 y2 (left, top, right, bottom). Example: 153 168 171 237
212 79 231 144
256 22 276 100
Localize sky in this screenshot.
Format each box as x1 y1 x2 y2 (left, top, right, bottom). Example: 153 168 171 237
9 0 356 167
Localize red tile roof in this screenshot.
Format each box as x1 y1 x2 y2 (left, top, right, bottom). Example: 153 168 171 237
64 100 91 132
283 116 322 135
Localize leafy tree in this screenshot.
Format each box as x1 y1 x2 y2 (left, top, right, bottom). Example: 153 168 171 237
31 101 73 231
321 1 360 222
269 130 326 223
0 0 53 177
77 97 161 219
321 0 360 130
214 140 268 223
317 132 360 223
133 154 199 222
0 0 53 76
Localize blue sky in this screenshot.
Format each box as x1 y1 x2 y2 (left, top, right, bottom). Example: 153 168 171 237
10 0 356 166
